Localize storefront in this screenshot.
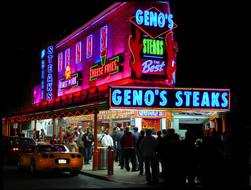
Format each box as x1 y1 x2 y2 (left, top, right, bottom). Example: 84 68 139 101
2 1 230 171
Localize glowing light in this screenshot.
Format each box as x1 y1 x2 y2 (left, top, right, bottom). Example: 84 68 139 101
144 90 154 106
193 91 200 107
201 92 210 107
86 34 93 59
133 90 143 106
58 52 63 72
112 89 122 105
75 41 82 64
135 8 173 29
100 25 108 54
211 92 220 107
143 38 164 56
64 48 70 69
159 90 167 106
109 87 230 110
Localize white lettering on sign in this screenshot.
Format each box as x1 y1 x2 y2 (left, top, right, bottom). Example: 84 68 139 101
142 60 165 73
138 110 164 117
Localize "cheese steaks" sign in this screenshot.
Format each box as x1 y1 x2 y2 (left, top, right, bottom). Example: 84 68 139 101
109 86 230 110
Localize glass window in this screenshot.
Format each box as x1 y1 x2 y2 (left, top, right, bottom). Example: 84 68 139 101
64 48 70 69
58 52 63 72
76 41 82 64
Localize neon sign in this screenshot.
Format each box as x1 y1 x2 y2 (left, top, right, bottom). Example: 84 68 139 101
41 53 45 100
142 60 165 74
143 38 164 57
129 7 176 39
90 54 123 81
109 87 230 110
59 72 82 90
76 41 82 64
138 111 165 117
86 34 93 59
46 45 54 101
58 52 63 72
135 9 173 29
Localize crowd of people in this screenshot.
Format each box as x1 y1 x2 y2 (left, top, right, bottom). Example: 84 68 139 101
42 124 231 187
110 126 231 187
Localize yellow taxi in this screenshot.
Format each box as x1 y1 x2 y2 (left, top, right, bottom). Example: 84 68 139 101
17 144 83 175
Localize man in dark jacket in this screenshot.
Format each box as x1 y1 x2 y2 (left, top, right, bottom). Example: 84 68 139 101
120 126 137 171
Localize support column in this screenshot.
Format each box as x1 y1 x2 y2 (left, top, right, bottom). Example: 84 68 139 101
59 126 63 144
52 118 56 137
222 115 226 134
34 120 37 143
92 110 99 171
8 122 10 136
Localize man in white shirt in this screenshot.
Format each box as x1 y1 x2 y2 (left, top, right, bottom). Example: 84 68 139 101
101 129 114 147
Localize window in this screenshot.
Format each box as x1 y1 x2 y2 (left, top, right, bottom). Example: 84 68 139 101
64 48 70 69
86 34 93 59
58 52 63 72
100 25 108 54
76 41 82 64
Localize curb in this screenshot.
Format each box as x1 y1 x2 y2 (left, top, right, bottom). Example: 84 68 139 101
80 171 113 182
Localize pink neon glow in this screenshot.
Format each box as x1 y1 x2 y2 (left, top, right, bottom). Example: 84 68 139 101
64 48 70 69
58 52 63 72
76 41 82 64
86 34 93 59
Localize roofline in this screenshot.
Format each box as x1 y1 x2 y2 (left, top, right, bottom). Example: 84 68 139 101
56 2 127 49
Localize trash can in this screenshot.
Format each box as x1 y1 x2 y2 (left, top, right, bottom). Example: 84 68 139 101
98 147 107 170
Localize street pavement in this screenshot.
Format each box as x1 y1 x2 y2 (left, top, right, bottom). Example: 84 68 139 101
80 160 154 185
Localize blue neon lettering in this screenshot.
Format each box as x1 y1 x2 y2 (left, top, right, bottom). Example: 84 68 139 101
47 46 54 54
150 11 157 27
221 92 229 108
211 92 220 107
124 90 131 106
133 90 143 106
47 55 53 64
47 74 53 82
47 92 52 101
112 89 122 105
47 83 52 91
193 91 200 107
135 9 173 29
144 10 149 26
175 91 183 107
184 91 192 106
144 90 154 106
41 49 46 59
136 9 143 25
159 90 167 106
167 14 174 29
201 92 210 107
158 13 165 28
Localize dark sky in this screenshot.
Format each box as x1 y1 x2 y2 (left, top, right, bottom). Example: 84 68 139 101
1 0 249 117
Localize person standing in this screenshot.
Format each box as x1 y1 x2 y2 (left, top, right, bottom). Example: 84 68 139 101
140 129 158 185
83 127 94 164
120 126 137 172
40 128 46 142
101 129 114 148
137 130 145 175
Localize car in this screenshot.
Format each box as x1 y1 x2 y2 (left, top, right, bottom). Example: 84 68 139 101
1 136 35 164
17 144 83 175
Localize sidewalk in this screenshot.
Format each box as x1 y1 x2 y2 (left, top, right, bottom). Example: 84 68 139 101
80 160 157 185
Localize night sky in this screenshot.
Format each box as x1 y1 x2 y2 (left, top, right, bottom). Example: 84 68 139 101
1 0 249 118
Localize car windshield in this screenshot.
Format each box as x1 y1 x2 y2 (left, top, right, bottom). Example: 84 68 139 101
37 145 67 152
